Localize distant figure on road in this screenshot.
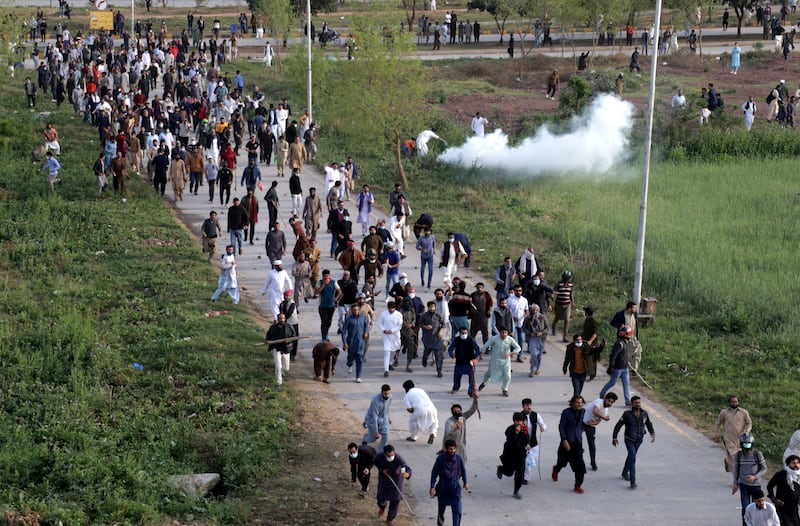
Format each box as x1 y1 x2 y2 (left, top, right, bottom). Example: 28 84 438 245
716 395 753 473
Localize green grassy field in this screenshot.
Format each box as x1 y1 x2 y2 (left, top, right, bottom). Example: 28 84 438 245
0 90 291 523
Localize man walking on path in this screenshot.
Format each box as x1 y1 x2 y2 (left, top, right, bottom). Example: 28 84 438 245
430 439 468 526
717 395 753 473
612 395 655 488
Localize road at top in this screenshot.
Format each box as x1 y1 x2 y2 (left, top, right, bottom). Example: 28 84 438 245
168 137 742 524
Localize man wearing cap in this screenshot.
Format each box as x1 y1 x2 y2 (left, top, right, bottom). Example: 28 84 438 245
279 289 300 360
265 313 296 387
379 301 403 376
262 259 293 320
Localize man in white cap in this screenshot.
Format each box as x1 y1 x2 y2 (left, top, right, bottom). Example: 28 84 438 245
262 259 293 320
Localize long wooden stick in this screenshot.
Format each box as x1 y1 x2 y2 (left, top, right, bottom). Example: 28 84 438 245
254 335 313 346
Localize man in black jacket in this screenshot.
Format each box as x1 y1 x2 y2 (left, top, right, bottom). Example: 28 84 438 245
612 396 655 489
600 326 633 406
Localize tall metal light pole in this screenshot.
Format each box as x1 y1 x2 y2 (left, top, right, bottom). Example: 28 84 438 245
633 0 663 306
306 0 313 123
131 0 135 41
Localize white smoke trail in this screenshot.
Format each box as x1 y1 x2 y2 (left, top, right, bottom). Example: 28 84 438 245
437 94 635 177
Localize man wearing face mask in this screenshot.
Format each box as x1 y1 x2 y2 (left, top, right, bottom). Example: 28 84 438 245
431 439 469 526
419 301 446 377
448 327 481 396
370 444 412 526
524 270 554 315
348 441 377 497
363 384 393 449
562 334 589 397
442 399 479 463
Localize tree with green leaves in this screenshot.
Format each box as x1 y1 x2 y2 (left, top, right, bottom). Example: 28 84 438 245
467 0 514 45
290 15 427 188
251 0 295 53
0 11 27 77
400 0 419 33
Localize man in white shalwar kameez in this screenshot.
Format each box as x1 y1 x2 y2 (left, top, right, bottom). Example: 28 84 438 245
261 259 293 320
415 129 446 156
211 245 240 304
379 301 403 376
440 233 467 287
402 379 439 443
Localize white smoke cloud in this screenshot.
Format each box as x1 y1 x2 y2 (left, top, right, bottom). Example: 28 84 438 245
437 94 635 177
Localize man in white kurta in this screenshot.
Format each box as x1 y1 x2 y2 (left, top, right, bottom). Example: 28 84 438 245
402 379 439 443
211 245 239 304
440 235 466 287
415 129 446 156
261 260 293 319
378 301 403 376
471 112 489 136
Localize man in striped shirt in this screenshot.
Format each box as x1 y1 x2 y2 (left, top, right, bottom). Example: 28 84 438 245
552 270 575 343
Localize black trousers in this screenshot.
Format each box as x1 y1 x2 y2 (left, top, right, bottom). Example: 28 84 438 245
556 440 586 487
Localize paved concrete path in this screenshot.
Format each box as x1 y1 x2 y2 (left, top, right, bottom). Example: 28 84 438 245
165 137 742 525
